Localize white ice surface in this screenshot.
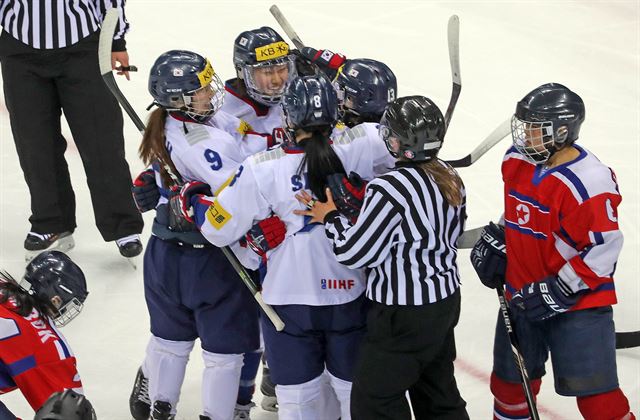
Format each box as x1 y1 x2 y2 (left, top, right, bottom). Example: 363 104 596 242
0 1 638 419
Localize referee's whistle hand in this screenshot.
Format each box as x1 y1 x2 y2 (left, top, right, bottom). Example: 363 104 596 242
294 188 336 224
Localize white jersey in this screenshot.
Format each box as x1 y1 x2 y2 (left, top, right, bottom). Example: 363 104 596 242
162 112 269 268
222 82 282 134
198 122 396 306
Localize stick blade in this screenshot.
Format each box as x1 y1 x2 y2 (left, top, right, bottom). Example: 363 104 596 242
269 4 305 50
447 15 461 85
616 331 640 349
98 8 119 76
447 118 511 168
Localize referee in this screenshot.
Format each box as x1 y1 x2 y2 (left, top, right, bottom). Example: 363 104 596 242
298 96 470 419
0 0 143 258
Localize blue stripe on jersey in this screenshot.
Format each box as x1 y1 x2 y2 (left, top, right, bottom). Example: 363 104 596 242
593 231 604 245
505 282 518 296
6 355 36 377
557 167 590 201
594 282 615 292
505 220 548 240
507 190 550 212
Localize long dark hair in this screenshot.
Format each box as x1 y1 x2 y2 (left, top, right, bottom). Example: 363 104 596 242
0 271 54 318
418 160 464 207
138 108 179 187
298 127 346 201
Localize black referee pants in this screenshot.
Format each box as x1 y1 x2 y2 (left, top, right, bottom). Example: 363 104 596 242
0 32 142 241
351 290 469 420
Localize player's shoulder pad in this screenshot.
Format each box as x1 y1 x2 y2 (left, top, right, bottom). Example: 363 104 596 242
184 123 213 146
332 123 373 145
0 317 20 341
251 145 286 165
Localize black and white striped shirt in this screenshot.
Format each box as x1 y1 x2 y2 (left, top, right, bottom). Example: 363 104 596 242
0 0 128 50
325 162 466 306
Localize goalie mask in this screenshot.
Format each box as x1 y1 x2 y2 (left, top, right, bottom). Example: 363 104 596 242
233 27 297 106
334 58 397 126
512 83 585 164
379 96 445 162
148 50 224 123
20 251 88 327
280 75 338 143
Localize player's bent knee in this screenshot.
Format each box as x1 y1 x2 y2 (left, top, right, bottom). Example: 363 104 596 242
577 388 635 420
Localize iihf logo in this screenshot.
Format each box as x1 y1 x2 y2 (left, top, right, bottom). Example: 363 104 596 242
320 278 355 290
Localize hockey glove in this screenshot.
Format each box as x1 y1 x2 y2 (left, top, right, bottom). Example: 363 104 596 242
298 47 347 80
510 276 582 321
326 172 367 223
470 222 507 289
132 168 160 212
246 215 286 261
167 181 211 232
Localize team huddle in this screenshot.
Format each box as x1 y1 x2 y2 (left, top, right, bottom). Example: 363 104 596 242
0 15 636 420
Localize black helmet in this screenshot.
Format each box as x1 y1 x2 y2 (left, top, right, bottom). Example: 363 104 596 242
379 96 445 162
21 251 88 327
35 390 96 420
335 58 397 125
148 50 224 123
512 83 585 164
281 75 338 143
233 27 297 106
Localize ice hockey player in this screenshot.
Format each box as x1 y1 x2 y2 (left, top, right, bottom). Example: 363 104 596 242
470 83 635 420
0 251 88 417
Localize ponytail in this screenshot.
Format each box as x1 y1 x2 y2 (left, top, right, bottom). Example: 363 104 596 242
298 127 345 200
0 271 55 318
138 108 179 187
419 160 464 207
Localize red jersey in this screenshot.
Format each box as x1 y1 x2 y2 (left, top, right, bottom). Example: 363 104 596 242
501 145 621 310
0 299 82 411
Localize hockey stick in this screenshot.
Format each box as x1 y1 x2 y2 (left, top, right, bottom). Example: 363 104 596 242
269 4 305 50
446 118 511 168
497 286 541 419
98 9 285 331
616 331 640 349
444 15 461 131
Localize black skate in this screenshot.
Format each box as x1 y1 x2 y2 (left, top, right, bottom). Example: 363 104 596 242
260 364 278 412
116 235 143 258
24 231 74 261
150 401 174 420
234 402 255 420
129 367 151 420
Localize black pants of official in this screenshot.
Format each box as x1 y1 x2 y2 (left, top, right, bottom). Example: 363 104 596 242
0 31 142 241
351 290 469 420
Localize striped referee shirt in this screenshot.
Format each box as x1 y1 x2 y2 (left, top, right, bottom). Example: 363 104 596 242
324 162 466 306
0 0 128 50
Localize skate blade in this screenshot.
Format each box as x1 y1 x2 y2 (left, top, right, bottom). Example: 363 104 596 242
25 236 75 262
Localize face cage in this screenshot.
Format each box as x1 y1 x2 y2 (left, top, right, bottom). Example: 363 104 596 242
379 124 400 157
182 74 225 123
280 103 298 145
243 56 297 106
52 298 84 327
511 115 555 164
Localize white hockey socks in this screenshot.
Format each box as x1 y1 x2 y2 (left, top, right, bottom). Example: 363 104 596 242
327 371 353 420
276 374 324 420
145 336 194 413
201 350 244 420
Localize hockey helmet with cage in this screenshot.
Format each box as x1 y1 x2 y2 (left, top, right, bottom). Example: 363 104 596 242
334 58 397 125
35 390 96 420
20 251 88 327
148 50 224 123
511 83 585 164
281 75 338 142
379 96 445 162
233 27 297 106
